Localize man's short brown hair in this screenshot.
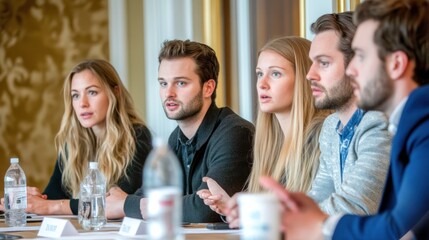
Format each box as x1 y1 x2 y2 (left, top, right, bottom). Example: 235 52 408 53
354 0 429 85
311 11 356 67
158 39 220 100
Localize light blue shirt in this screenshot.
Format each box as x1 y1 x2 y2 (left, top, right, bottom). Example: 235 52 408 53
336 109 365 181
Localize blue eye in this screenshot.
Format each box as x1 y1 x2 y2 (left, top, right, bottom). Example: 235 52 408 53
88 90 97 96
159 82 167 87
272 71 282 78
71 93 79 100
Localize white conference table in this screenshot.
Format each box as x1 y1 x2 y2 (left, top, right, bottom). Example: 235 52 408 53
0 215 241 240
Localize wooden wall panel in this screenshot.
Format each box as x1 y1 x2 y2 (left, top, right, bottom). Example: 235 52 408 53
0 0 109 196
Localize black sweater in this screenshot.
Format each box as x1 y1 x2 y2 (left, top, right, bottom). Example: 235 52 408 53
124 104 254 222
43 125 152 214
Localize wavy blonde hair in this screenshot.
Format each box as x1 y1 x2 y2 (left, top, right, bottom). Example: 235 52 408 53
247 36 329 193
56 59 145 197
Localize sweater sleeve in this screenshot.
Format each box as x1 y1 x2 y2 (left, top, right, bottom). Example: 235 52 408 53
308 147 336 203
123 187 144 218
182 120 254 223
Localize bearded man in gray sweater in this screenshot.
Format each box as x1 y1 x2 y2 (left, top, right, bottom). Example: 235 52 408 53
306 12 391 215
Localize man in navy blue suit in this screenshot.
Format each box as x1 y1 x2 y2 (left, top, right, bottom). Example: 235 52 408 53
254 0 429 239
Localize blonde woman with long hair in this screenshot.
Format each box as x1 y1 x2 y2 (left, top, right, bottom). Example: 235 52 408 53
197 36 329 224
24 59 152 215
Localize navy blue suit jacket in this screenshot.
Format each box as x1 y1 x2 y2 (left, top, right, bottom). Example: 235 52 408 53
333 85 429 239
413 210 429 239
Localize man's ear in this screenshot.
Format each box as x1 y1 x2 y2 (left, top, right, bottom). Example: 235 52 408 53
386 51 409 80
204 79 216 98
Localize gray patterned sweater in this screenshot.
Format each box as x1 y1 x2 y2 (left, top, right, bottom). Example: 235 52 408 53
308 111 391 215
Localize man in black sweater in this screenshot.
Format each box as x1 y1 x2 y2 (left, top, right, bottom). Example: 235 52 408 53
106 39 254 223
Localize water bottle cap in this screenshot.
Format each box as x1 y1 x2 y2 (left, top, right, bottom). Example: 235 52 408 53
10 157 19 164
89 162 98 169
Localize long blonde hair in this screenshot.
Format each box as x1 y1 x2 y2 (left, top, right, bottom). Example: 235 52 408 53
56 59 145 197
247 36 329 192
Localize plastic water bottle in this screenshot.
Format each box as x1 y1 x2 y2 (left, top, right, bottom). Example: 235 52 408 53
143 138 183 240
78 162 106 230
4 157 27 227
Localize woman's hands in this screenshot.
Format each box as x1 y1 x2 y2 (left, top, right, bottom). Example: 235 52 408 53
196 177 231 215
1 186 48 211
27 186 48 200
27 196 68 215
106 186 128 219
26 186 71 215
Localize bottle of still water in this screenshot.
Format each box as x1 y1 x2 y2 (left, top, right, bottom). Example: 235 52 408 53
78 162 106 230
4 157 27 227
143 138 183 240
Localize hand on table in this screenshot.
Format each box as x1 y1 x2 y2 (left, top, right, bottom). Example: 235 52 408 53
27 186 47 199
106 186 128 219
27 195 69 215
0 186 47 211
25 186 56 214
0 198 4 211
140 198 148 219
196 177 231 215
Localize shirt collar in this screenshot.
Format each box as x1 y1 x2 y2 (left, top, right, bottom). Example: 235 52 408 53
175 103 221 150
388 97 408 135
336 108 365 135
177 130 195 146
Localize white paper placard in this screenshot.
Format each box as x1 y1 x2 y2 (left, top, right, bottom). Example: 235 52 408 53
118 217 146 236
37 217 78 238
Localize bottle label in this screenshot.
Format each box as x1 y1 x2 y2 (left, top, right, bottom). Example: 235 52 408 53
5 186 27 210
147 187 181 239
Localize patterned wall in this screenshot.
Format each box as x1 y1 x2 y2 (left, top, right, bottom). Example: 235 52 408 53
0 0 109 196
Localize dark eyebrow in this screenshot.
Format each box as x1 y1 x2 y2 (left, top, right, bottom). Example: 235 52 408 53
71 85 101 92
158 76 192 82
174 76 192 81
313 54 333 60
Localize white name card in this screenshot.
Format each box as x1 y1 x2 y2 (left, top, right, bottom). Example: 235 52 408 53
37 217 78 238
119 217 146 236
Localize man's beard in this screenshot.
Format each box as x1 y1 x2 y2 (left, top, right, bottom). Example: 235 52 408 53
357 65 393 111
313 74 354 110
163 90 204 121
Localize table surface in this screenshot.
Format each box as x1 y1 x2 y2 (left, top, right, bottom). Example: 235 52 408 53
0 217 240 240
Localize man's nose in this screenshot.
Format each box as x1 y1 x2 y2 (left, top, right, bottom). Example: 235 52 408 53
306 63 319 82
